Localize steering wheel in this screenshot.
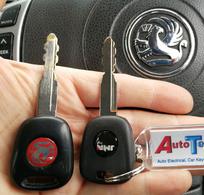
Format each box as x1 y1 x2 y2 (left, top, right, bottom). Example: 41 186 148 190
0 0 204 194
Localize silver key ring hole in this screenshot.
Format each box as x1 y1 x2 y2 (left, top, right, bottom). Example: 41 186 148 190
104 144 145 183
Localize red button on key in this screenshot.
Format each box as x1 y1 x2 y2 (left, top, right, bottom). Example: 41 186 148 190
26 137 58 167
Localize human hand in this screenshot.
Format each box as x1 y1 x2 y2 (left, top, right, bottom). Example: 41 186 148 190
1 57 203 195
0 0 5 9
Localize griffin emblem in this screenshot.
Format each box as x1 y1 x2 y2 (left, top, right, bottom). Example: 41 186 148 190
135 17 188 67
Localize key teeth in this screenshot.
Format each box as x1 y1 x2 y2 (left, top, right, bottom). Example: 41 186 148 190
56 45 59 53
54 45 59 65
102 36 117 59
101 36 117 73
43 42 49 62
44 43 47 51
43 54 46 62
43 33 60 64
113 60 116 73
114 47 117 56
55 55 59 65
112 43 117 73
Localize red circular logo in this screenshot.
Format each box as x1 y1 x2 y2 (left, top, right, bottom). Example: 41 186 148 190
26 137 58 167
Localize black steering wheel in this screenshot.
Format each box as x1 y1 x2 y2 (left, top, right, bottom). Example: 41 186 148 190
0 0 204 194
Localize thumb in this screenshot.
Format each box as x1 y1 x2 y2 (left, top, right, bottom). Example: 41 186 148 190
0 0 5 10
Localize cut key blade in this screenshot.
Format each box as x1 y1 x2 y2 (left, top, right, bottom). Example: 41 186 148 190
38 33 59 116
100 37 117 116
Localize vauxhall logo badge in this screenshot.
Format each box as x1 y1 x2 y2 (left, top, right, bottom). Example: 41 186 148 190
124 9 195 78
135 17 187 67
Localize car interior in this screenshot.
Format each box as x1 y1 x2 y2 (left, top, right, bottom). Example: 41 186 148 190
0 0 204 194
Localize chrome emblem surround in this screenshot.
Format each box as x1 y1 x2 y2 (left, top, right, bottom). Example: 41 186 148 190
124 8 195 78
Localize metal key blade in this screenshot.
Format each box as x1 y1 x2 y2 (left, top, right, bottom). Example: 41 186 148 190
100 37 117 116
38 33 59 116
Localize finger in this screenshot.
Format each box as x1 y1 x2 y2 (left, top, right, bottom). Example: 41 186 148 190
8 59 193 114
0 0 5 9
80 170 192 195
71 109 204 158
0 58 41 134
89 109 204 137
62 67 193 114
121 111 204 137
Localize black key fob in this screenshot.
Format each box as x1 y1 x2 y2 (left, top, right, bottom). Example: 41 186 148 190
80 116 135 184
11 116 73 190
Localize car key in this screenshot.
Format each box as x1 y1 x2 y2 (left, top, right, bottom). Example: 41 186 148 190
80 37 135 184
11 33 73 190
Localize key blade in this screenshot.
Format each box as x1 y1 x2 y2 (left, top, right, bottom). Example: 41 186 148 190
38 33 59 116
100 37 117 116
